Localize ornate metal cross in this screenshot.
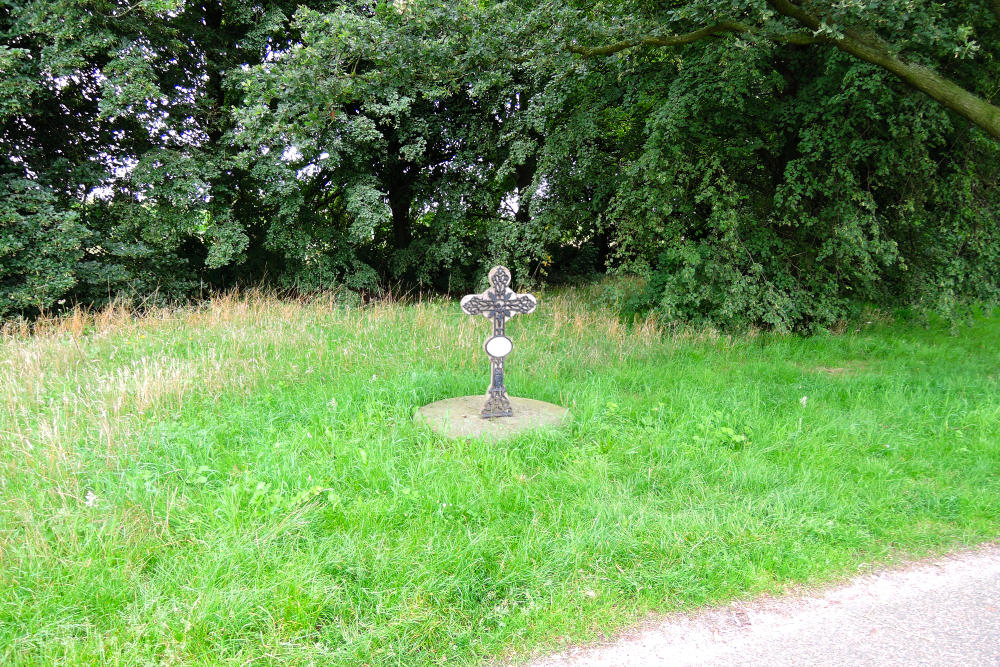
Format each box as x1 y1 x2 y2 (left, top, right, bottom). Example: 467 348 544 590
461 266 537 418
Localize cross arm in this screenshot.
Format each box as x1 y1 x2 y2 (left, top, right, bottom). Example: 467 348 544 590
460 294 494 316
506 295 537 316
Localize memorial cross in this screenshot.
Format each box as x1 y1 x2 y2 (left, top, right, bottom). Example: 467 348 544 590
460 266 537 418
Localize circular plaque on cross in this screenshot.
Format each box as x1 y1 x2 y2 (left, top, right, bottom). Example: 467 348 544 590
484 335 513 358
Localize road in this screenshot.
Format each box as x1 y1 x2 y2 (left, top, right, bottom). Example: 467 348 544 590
528 545 1000 666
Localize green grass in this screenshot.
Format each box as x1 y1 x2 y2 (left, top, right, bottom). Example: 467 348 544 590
1 289 998 665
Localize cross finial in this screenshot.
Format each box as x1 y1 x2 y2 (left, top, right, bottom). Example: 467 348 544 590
490 265 511 292
460 265 536 418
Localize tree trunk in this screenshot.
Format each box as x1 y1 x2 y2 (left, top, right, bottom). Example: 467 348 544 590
513 154 536 224
388 173 413 250
202 0 226 145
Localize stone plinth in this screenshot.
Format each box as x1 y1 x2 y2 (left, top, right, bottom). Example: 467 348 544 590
415 396 569 440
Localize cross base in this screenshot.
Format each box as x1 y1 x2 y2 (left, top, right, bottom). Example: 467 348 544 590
481 392 513 419
415 396 569 441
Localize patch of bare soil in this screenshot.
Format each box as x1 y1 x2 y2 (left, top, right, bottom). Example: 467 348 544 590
811 360 869 376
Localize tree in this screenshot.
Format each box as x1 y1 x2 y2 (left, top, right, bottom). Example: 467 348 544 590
232 1 585 290
0 0 340 316
566 0 1000 140
2 0 998 330
531 0 1000 329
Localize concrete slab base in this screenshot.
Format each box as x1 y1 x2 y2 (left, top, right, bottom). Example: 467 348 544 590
415 396 569 440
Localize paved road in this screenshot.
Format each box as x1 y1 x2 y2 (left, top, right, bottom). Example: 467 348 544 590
529 545 1000 666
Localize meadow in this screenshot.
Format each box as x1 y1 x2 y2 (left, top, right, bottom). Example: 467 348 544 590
1 287 998 665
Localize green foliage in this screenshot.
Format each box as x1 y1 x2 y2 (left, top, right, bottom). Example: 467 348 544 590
603 41 1000 330
0 0 338 315
2 0 999 327
547 0 1000 329
232 1 563 291
0 177 85 312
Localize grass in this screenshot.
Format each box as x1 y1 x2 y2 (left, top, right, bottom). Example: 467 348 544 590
1 287 998 665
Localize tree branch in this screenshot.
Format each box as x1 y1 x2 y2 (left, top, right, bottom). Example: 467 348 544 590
568 21 819 57
567 1 1000 140
568 22 746 56
766 0 1000 139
